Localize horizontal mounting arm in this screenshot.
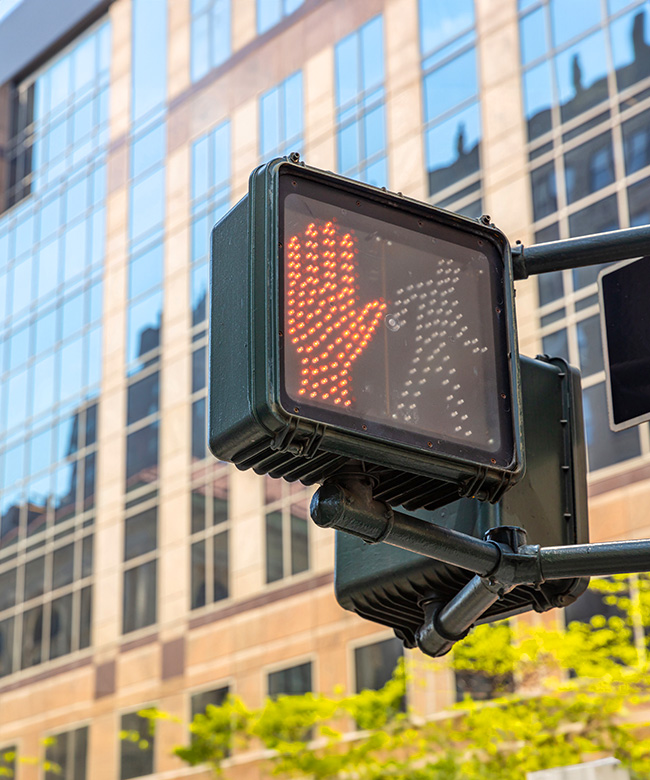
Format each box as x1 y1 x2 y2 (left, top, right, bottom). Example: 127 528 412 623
311 478 650 657
512 224 650 279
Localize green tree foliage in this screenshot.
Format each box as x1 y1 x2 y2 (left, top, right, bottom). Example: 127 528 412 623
167 576 650 779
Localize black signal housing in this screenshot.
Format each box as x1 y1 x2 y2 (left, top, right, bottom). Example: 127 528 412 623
209 158 523 510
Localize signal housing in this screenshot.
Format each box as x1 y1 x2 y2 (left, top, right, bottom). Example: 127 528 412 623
209 158 523 510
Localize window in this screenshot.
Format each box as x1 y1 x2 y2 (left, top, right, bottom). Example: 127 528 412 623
132 0 167 123
420 0 482 215
259 71 303 161
45 726 88 780
122 503 157 634
519 0 650 143
190 466 229 609
191 0 231 82
622 108 650 174
125 368 160 493
268 660 312 697
354 637 403 693
4 21 110 210
564 133 615 203
264 478 310 584
334 16 388 188
125 121 166 498
120 711 154 780
191 685 229 720
190 122 230 333
257 0 304 35
520 0 650 476
0 745 16 778
0 27 106 687
0 526 93 677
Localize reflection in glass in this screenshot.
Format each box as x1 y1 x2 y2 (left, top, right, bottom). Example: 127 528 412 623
191 539 206 609
59 336 84 401
127 371 159 425
24 556 45 601
192 398 206 461
564 133 614 203
419 0 475 55
265 511 283 583
550 0 601 48
49 593 73 659
355 637 403 693
132 0 167 122
622 109 650 174
260 72 304 161
268 661 311 697
191 490 206 534
1 494 21 550
125 422 159 491
520 7 548 65
79 586 91 649
424 49 478 121
0 569 16 612
124 507 157 561
54 461 78 522
583 383 641 471
555 31 609 122
21 605 43 668
531 162 557 219
52 543 75 590
569 195 618 239
290 514 309 575
127 290 162 363
129 169 165 243
611 6 650 91
123 560 157 633
192 346 206 393
426 102 481 196
132 122 165 179
577 316 604 377
120 712 154 780
0 618 14 677
628 178 650 225
213 531 229 601
129 243 163 300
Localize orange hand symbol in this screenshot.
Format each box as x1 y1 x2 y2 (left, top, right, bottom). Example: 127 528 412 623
285 220 387 407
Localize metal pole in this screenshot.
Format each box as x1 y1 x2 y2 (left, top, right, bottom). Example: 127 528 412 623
512 224 650 279
311 482 501 576
417 575 503 657
539 538 650 580
385 508 501 576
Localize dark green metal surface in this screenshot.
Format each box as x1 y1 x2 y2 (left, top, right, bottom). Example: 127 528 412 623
208 158 524 511
334 354 589 646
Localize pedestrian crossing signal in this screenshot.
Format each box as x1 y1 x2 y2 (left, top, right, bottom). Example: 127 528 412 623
209 158 523 511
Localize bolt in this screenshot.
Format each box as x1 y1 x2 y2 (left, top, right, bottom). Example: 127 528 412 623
479 214 491 225
289 151 300 163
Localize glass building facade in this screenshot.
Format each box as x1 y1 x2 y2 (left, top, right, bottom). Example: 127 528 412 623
0 18 108 678
0 0 649 776
519 0 650 472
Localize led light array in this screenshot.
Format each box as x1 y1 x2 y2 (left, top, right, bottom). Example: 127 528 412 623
391 258 488 438
286 220 386 407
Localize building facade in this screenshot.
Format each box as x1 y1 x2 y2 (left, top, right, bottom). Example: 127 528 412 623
0 0 649 777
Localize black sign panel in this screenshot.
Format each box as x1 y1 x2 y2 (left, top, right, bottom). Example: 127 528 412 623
279 173 515 469
599 255 650 430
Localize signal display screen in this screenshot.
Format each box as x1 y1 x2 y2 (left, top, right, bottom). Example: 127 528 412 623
279 174 515 467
